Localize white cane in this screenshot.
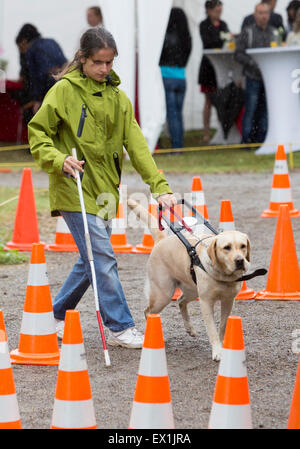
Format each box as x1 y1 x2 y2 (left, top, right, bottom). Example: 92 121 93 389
72 148 111 367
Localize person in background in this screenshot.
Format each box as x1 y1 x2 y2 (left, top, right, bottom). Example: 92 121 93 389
286 0 300 32
159 7 192 150
86 6 103 28
16 24 67 118
286 7 300 44
241 0 286 41
28 27 177 347
198 0 231 143
234 2 278 148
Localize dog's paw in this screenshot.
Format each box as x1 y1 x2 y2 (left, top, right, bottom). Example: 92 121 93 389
212 345 222 362
187 327 197 337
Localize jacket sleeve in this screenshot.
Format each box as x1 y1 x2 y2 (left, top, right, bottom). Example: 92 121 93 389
28 81 68 174
122 94 173 199
234 27 256 69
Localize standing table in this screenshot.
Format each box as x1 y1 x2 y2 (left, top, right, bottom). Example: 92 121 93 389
247 46 300 154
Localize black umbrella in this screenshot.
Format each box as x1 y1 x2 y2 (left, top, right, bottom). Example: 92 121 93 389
208 81 245 139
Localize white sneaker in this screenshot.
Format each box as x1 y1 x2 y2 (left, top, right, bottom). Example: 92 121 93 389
54 318 64 339
107 327 144 349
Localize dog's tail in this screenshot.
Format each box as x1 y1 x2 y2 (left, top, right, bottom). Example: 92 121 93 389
127 198 166 244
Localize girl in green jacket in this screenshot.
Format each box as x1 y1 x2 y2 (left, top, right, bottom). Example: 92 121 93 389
28 27 176 348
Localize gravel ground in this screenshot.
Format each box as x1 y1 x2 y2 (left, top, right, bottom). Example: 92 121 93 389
1 170 300 429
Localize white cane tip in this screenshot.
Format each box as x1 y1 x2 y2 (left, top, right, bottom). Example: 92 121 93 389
104 350 111 367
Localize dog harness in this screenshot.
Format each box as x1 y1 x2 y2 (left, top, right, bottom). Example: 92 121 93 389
158 200 267 285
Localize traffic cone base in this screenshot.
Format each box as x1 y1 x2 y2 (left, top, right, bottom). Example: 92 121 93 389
10 349 60 365
10 243 60 365
255 291 300 301
261 205 300 218
46 217 78 252
235 281 256 300
132 231 154 254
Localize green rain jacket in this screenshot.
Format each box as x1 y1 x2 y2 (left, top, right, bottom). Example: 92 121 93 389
28 69 172 218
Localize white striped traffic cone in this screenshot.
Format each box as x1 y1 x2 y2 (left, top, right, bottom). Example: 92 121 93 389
51 310 97 429
132 195 157 254
0 310 22 428
110 186 133 253
218 200 255 300
129 314 175 428
10 243 60 365
208 316 252 429
46 216 78 252
219 200 235 232
261 144 300 218
189 176 209 219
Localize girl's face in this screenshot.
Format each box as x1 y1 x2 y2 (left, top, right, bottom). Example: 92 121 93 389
81 47 115 82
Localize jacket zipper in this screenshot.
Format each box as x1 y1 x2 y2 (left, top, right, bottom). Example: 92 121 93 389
113 152 121 184
77 104 87 137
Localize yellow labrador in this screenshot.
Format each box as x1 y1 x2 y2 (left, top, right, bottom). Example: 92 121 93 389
127 198 250 361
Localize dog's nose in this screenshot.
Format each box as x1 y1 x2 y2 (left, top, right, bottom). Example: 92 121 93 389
235 257 244 270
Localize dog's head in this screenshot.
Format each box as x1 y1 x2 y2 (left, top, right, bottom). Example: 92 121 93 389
206 231 250 277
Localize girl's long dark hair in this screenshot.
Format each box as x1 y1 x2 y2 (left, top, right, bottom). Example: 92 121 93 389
56 27 118 80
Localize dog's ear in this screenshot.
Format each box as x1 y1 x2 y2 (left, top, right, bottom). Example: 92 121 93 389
207 237 218 265
246 237 251 262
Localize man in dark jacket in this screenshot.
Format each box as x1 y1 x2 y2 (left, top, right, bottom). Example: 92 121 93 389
241 0 286 41
234 2 278 147
16 24 67 121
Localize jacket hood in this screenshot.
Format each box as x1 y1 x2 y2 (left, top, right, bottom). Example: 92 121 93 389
62 68 121 93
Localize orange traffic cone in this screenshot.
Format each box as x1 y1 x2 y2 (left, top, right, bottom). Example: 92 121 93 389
218 200 255 300
10 243 60 365
189 176 209 219
6 168 45 251
256 204 300 300
287 357 300 429
261 145 300 218
46 216 78 252
129 314 175 428
235 280 256 301
132 195 157 254
51 310 97 429
0 310 22 428
110 186 133 253
219 200 235 232
208 316 252 429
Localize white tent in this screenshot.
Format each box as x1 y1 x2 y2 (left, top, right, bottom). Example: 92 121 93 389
0 0 292 151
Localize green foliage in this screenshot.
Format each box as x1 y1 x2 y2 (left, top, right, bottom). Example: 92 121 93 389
0 245 28 265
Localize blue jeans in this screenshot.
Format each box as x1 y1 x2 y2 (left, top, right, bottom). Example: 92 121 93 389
52 211 135 333
242 77 268 144
162 77 186 148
